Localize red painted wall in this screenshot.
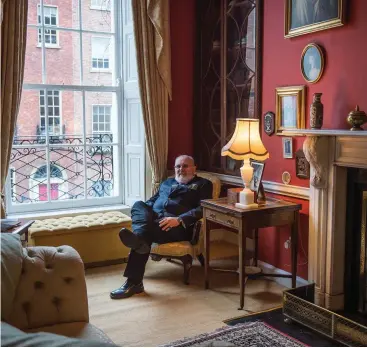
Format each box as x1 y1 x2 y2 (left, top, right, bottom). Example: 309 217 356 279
167 0 195 167
262 0 367 185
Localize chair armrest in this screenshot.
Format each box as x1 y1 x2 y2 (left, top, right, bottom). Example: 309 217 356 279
6 245 89 331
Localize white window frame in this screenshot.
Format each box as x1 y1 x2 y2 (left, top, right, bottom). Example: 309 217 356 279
91 36 112 72
6 0 146 215
90 0 111 11
39 90 62 135
92 104 112 133
37 5 60 48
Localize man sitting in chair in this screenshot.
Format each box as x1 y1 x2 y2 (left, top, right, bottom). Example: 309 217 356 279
110 155 213 299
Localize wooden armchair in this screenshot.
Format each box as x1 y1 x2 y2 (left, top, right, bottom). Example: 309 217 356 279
150 172 221 285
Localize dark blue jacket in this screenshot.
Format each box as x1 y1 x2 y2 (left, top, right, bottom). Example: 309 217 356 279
145 176 213 228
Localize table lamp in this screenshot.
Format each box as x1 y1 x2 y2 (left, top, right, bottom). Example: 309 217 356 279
221 118 269 208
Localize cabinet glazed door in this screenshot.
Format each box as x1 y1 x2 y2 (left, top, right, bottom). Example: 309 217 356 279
224 0 259 174
195 0 223 173
194 0 262 176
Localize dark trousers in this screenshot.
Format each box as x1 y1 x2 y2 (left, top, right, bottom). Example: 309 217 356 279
123 201 192 281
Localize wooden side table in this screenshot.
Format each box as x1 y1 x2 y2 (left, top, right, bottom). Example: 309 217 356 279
1 220 34 244
201 197 302 310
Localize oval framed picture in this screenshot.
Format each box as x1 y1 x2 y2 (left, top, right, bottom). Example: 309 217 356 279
300 43 324 83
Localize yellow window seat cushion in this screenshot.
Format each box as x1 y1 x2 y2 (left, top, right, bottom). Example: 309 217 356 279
29 211 132 265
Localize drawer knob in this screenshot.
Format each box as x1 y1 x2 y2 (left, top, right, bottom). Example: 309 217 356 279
209 213 216 219
227 219 234 225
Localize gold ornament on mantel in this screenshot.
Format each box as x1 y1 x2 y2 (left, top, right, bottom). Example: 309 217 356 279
347 105 367 131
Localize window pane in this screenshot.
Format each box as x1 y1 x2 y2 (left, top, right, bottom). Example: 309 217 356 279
86 145 118 198
91 37 110 59
59 91 83 140
49 146 85 200
9 149 47 204
91 0 111 11
23 28 43 84
87 95 115 140
82 0 114 32
34 2 80 29
45 30 81 85
83 33 114 86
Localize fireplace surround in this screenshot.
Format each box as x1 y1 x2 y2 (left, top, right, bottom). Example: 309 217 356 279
283 129 367 311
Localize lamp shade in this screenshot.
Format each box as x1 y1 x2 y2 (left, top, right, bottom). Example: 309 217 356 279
221 118 269 161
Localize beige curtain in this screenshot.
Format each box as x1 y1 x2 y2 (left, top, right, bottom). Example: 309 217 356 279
132 0 172 194
1 0 28 217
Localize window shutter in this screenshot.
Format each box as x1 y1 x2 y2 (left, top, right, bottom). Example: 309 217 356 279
122 0 145 206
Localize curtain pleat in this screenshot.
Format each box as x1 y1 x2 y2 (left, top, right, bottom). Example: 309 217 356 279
1 0 28 217
132 0 172 194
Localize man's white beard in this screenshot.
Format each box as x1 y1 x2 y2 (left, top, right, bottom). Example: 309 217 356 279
175 174 194 184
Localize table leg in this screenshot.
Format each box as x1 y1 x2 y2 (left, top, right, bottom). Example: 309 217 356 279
204 216 210 289
291 211 299 288
239 222 247 310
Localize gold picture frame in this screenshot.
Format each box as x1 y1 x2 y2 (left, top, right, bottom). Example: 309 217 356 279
275 86 306 134
285 0 344 39
300 43 325 84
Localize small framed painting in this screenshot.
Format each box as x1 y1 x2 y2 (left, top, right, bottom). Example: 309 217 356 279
282 137 293 159
249 160 265 193
275 85 306 134
301 43 325 83
285 0 345 38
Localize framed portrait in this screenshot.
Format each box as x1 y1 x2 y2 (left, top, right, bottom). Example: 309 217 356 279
249 160 265 193
301 43 325 83
275 85 306 134
285 0 345 38
282 137 293 159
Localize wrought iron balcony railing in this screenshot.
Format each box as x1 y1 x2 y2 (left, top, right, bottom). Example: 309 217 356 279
9 133 115 204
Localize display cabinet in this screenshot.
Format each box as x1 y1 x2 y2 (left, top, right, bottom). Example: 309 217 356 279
194 0 263 175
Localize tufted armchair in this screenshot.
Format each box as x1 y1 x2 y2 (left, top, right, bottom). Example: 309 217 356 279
1 234 114 345
150 172 221 285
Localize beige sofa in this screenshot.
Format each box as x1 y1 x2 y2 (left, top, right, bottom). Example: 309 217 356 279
1 234 115 346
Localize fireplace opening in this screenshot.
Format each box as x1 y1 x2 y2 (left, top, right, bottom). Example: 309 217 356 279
344 168 367 321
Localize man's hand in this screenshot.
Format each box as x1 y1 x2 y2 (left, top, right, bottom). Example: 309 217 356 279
159 217 180 231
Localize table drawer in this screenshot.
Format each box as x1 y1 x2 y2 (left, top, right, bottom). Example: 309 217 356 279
205 209 239 228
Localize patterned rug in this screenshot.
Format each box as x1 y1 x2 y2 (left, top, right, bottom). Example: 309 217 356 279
163 321 306 347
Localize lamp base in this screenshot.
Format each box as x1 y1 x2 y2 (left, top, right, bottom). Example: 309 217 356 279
234 187 256 209
235 202 258 209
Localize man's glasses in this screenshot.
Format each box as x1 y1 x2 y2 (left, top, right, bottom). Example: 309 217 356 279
174 164 192 169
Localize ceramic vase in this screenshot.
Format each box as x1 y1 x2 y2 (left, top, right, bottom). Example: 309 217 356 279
310 93 323 129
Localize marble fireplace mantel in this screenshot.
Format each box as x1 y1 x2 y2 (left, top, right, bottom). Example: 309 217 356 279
282 129 367 310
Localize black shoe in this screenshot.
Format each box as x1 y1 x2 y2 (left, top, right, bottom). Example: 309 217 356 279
119 228 151 254
110 279 144 299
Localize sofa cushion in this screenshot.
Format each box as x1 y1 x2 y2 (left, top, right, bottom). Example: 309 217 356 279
1 321 116 347
1 234 23 321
